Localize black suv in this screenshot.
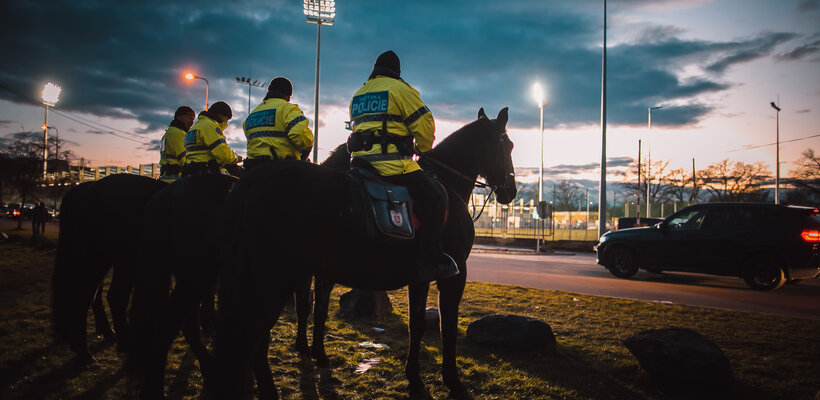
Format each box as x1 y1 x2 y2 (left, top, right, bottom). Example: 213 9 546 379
595 203 820 290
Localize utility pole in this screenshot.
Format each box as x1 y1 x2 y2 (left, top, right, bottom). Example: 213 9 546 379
637 140 641 225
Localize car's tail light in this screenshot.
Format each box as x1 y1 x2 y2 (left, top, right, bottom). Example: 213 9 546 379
800 229 820 242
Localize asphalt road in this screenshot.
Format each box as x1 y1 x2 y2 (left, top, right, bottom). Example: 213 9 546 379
468 249 820 320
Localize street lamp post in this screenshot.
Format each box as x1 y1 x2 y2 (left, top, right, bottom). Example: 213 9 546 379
235 76 267 116
770 101 781 204
184 73 209 110
597 0 608 238
646 105 662 218
532 82 547 252
304 0 335 163
41 83 61 180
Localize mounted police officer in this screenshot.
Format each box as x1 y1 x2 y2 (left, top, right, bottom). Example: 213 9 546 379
159 106 196 181
243 77 313 170
347 50 458 282
182 101 241 176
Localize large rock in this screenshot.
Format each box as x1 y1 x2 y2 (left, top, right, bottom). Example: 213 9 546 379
466 314 556 352
624 327 733 390
339 289 393 319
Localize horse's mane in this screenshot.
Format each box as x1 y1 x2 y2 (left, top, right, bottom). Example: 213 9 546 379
429 117 492 161
321 143 351 171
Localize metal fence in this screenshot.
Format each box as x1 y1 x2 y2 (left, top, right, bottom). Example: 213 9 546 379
43 163 159 185
469 193 691 241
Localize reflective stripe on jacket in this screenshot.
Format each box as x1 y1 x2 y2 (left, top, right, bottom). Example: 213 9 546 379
184 115 238 166
349 75 434 176
159 125 186 167
243 98 313 160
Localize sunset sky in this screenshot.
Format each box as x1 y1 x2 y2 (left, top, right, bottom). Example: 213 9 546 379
1 0 818 189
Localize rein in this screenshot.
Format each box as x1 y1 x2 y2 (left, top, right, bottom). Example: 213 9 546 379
420 154 497 223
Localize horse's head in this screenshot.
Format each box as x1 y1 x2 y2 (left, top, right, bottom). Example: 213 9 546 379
477 107 517 204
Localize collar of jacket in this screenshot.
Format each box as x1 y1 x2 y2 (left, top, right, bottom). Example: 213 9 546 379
169 119 188 131
264 91 290 101
368 66 401 81
199 110 219 123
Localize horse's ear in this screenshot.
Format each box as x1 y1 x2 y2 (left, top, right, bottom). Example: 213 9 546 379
478 107 487 120
496 107 509 129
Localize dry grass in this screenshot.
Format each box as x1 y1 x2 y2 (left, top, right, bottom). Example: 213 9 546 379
0 240 818 400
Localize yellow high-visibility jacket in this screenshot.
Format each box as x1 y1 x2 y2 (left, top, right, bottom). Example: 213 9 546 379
243 98 313 160
159 123 186 168
184 114 238 166
349 75 435 176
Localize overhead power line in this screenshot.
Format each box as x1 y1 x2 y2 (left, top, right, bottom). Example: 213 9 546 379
728 134 820 152
0 81 153 145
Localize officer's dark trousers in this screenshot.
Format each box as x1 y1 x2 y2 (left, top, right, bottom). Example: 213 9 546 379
383 170 448 263
160 164 180 177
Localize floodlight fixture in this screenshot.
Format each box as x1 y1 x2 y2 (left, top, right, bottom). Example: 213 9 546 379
303 0 335 25
531 82 545 107
42 82 61 107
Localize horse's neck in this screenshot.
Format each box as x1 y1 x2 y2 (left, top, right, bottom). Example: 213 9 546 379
426 144 478 202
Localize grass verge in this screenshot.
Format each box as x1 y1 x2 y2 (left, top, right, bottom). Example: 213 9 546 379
0 240 818 399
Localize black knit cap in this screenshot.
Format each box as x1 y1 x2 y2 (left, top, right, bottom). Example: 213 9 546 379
174 106 195 119
374 50 401 76
267 77 293 98
208 101 233 120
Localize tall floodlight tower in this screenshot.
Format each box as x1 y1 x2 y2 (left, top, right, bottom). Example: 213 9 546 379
304 0 335 163
41 82 62 179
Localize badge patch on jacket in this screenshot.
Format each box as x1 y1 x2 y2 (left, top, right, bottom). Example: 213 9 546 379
351 91 389 117
245 109 277 130
184 130 198 146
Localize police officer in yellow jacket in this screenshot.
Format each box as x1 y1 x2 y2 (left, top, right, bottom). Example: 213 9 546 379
159 106 196 180
243 77 313 170
182 101 241 176
348 50 458 282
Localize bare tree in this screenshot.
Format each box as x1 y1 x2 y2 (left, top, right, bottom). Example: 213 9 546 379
0 131 76 228
699 159 771 202
787 148 820 205
553 180 581 211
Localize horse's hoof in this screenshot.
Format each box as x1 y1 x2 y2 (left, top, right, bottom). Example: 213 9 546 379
294 340 310 356
408 382 432 400
444 379 472 400
312 353 330 368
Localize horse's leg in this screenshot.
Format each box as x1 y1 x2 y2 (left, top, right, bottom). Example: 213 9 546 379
107 262 135 352
199 281 217 337
253 298 286 400
293 275 312 356
91 282 115 340
310 275 334 367
139 277 202 400
180 301 213 378
437 270 469 399
406 282 431 399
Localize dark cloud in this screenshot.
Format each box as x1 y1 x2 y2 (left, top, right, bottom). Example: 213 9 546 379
776 38 820 61
0 0 806 138
705 32 798 73
796 109 811 113
0 120 16 127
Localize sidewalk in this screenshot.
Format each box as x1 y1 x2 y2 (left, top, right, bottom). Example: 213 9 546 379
471 243 576 256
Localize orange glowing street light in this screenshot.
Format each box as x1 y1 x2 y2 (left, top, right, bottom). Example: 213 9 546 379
184 72 209 110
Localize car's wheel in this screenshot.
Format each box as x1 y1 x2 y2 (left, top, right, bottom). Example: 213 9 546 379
606 246 639 278
743 257 786 291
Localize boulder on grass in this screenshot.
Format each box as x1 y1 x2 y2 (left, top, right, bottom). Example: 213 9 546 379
339 289 393 319
466 314 556 352
624 327 733 391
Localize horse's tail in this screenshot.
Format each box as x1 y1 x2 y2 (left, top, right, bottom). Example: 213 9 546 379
127 190 173 374
52 182 88 343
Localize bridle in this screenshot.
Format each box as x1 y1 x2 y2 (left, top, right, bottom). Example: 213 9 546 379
421 131 513 222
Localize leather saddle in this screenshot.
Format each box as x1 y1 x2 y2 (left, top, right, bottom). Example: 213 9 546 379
346 167 415 245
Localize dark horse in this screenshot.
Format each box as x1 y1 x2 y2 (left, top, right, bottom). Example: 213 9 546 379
212 107 516 399
129 170 246 399
53 174 167 362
